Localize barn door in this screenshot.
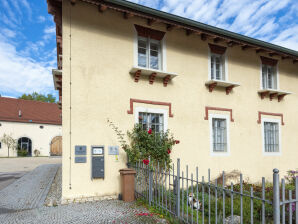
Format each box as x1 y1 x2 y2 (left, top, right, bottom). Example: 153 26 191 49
50 136 62 156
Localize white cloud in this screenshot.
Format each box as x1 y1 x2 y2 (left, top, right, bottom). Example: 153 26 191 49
2 28 17 38
128 0 298 51
0 34 55 97
37 16 46 23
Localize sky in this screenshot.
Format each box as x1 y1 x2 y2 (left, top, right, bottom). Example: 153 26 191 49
0 0 297 100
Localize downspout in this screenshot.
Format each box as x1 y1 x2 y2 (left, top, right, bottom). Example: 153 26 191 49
69 0 72 190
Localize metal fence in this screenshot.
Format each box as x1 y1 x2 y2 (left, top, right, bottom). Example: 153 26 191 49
132 159 298 224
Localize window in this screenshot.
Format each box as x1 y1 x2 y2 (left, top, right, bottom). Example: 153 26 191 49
262 64 277 89
212 118 227 152
208 44 227 81
138 36 161 70
262 120 280 154
135 107 168 134
211 53 225 80
209 114 230 155
138 112 164 133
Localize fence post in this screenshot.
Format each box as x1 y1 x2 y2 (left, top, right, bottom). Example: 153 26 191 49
273 168 280 224
176 159 180 217
149 168 153 206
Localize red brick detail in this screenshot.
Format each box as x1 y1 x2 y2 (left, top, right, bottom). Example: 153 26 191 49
260 91 269 99
208 43 226 54
260 56 278 66
226 85 235 95
208 83 217 92
257 111 285 125
269 93 278 101
204 106 234 122
149 73 157 84
134 24 165 40
163 75 171 87
127 98 174 117
134 70 141 82
278 94 286 102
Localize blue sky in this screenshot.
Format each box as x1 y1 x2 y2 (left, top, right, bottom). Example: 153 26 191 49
0 0 297 100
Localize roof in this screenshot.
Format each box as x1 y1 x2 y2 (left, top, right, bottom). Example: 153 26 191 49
77 0 298 60
0 97 62 125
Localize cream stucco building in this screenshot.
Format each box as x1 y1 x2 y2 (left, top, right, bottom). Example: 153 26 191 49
0 97 62 157
47 0 298 200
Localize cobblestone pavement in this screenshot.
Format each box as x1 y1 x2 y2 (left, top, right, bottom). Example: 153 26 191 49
0 164 59 212
0 200 165 224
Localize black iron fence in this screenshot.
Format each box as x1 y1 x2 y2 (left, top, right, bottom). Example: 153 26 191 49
132 159 298 224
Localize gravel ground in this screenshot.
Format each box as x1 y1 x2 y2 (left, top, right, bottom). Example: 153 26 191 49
0 200 166 224
44 166 62 206
0 164 59 212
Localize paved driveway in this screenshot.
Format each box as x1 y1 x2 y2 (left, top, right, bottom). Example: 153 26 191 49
0 157 61 191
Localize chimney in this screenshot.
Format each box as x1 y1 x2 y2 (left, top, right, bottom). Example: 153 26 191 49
19 110 22 117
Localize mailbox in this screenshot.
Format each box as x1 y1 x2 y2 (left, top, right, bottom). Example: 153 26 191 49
91 146 104 179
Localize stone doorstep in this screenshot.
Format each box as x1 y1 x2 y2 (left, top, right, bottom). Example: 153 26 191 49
59 195 118 206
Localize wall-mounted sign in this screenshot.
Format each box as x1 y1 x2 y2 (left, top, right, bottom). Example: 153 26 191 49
75 145 87 155
75 157 87 163
108 146 119 155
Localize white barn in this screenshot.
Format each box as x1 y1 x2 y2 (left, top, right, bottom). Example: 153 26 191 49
0 97 62 157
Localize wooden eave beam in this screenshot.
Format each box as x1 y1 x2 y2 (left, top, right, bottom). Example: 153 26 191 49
269 52 280 57
166 24 175 31
186 29 193 36
200 33 207 41
70 0 76 5
147 18 156 26
293 59 298 64
98 4 107 13
213 37 224 43
123 12 134 19
227 41 239 47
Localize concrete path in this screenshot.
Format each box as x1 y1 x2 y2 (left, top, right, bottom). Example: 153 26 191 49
0 171 26 191
0 164 60 213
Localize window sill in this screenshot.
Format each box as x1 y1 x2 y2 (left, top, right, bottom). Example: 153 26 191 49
130 66 178 86
258 89 292 102
205 80 240 94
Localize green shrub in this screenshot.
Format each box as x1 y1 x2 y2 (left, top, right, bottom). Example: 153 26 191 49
17 149 28 157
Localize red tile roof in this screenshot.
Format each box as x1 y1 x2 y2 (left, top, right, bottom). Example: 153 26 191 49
0 97 62 125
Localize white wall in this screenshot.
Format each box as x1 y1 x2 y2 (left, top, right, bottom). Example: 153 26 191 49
0 121 62 157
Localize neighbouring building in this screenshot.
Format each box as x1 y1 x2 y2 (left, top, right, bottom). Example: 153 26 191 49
47 0 298 201
0 97 62 157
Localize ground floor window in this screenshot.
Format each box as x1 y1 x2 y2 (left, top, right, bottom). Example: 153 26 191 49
262 119 280 154
18 137 32 156
135 107 168 134
209 114 230 156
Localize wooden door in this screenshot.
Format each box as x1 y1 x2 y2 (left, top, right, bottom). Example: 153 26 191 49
50 136 62 156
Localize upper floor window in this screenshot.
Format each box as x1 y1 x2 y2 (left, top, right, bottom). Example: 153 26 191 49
138 37 161 70
211 53 224 80
209 44 227 81
261 56 278 90
135 25 165 71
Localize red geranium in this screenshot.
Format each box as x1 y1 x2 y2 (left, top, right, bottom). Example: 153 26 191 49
175 140 180 144
148 129 152 134
143 159 149 165
167 149 171 154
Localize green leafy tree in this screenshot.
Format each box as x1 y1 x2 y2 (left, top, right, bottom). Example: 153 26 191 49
19 92 56 103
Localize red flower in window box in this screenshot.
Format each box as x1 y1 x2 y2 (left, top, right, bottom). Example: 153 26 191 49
138 116 143 120
148 129 152 134
167 149 171 154
175 140 180 144
143 159 149 165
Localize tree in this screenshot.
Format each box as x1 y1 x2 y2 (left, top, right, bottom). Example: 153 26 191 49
19 92 56 103
0 134 17 157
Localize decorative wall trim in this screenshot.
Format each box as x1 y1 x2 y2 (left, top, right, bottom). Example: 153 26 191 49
257 111 284 125
127 98 174 117
204 106 234 122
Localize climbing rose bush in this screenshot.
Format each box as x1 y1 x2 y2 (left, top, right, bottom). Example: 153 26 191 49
108 119 178 168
